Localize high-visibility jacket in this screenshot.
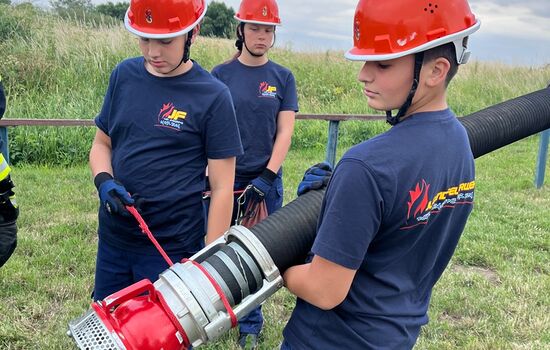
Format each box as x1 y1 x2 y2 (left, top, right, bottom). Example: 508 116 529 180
0 152 17 268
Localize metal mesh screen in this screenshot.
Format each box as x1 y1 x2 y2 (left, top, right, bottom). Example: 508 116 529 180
68 309 124 350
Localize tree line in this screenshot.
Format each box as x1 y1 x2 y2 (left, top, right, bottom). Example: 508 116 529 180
0 0 236 39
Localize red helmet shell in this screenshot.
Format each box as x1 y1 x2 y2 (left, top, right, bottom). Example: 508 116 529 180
346 0 480 63
235 0 281 26
125 0 207 39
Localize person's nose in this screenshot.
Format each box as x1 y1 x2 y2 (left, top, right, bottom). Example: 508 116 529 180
358 62 374 83
147 40 162 58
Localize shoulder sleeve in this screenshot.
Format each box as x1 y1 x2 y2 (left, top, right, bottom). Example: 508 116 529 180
94 67 119 135
211 65 220 79
312 158 383 269
203 87 243 159
280 71 298 112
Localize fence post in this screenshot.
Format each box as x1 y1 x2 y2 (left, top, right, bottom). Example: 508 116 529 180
325 120 340 167
0 126 8 163
534 128 549 189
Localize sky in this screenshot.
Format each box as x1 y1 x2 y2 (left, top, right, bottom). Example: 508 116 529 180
22 0 550 67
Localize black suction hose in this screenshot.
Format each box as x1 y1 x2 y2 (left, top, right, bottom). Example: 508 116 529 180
459 87 550 158
248 189 325 272
249 87 550 273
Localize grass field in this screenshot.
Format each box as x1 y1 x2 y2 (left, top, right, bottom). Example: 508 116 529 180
1 137 549 349
0 3 549 350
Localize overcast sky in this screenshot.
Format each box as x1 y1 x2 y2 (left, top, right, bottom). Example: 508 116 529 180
22 0 550 67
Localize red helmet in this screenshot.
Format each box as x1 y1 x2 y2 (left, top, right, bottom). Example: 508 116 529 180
345 0 480 64
124 0 207 39
235 0 282 26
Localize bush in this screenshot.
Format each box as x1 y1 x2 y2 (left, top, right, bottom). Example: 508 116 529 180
0 3 33 41
95 1 128 21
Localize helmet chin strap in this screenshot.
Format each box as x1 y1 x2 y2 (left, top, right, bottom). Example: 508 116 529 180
163 28 194 75
386 52 424 126
235 23 274 58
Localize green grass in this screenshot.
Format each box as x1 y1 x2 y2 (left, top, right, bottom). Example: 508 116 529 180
1 138 549 349
0 3 549 349
1 4 549 164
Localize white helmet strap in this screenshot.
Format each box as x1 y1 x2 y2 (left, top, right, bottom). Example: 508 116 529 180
454 36 471 65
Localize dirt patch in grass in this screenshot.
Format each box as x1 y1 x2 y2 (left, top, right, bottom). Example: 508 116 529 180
451 264 501 285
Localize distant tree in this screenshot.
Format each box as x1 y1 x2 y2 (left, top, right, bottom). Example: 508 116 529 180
50 0 118 27
0 0 11 4
95 2 129 21
50 0 92 13
201 1 236 39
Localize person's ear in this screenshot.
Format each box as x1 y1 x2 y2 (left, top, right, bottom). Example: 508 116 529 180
424 57 450 87
190 24 200 44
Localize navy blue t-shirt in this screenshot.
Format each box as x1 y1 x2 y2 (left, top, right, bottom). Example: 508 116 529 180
211 59 298 181
283 109 475 349
95 57 243 254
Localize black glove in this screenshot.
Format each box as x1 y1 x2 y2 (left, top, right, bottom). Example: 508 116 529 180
94 172 134 217
296 162 333 196
0 175 18 224
0 221 16 268
0 174 18 268
248 168 278 202
0 78 6 119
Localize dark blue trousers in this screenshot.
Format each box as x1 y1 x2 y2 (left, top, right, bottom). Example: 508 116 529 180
93 239 194 301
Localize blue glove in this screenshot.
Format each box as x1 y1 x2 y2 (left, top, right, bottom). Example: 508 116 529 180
297 162 333 196
94 172 134 217
248 168 278 202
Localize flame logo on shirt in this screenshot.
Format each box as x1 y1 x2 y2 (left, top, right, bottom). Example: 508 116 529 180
401 179 475 230
259 81 277 98
156 102 187 131
407 179 430 220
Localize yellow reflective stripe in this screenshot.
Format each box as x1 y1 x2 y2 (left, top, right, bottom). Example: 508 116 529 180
9 195 17 208
0 154 11 181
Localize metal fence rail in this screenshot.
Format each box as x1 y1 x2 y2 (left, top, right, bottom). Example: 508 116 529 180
0 114 386 167
0 113 547 188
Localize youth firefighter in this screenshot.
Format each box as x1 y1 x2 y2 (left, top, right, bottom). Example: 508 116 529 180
0 75 18 268
282 0 480 348
89 0 243 301
209 0 298 347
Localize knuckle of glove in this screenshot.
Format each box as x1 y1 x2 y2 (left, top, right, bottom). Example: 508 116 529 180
111 181 133 204
99 180 133 216
100 180 133 204
303 173 323 182
309 168 331 177
309 162 333 174
318 162 333 171
251 178 271 197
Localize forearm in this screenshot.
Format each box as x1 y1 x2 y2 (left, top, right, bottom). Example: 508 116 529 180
205 187 233 244
89 132 113 177
266 130 292 173
284 263 336 310
284 255 355 310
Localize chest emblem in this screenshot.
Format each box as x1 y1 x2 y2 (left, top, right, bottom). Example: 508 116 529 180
258 81 277 98
155 102 187 131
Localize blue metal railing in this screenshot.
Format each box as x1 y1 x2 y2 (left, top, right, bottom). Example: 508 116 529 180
0 114 547 189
